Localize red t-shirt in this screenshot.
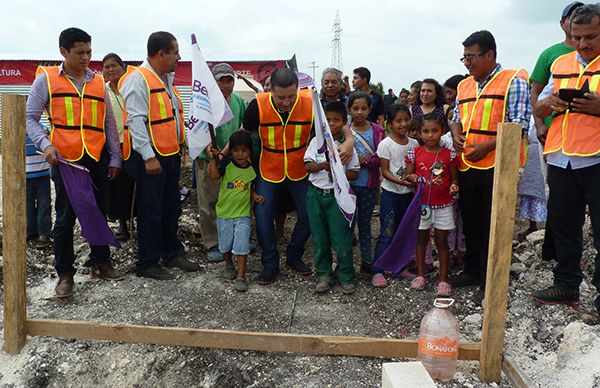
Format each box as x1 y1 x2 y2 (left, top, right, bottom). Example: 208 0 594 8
406 146 457 208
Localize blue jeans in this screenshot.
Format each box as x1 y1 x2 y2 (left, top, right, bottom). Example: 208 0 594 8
254 176 310 271
126 152 184 270
26 175 52 238
351 186 377 264
373 189 413 267
51 153 110 277
217 217 251 255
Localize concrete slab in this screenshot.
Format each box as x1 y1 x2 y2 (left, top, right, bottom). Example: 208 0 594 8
382 362 436 388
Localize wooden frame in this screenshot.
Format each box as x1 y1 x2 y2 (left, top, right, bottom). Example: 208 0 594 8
2 95 520 383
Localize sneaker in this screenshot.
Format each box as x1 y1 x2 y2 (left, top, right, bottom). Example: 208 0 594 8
371 273 388 288
452 271 481 288
285 260 312 276
256 268 279 285
249 242 258 252
223 266 237 280
314 278 331 294
35 235 52 249
207 248 224 263
359 262 372 274
179 187 190 203
532 286 580 307
340 282 356 295
474 287 486 306
234 278 248 292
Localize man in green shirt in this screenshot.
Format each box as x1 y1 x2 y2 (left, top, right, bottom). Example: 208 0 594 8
531 1 583 140
195 63 247 262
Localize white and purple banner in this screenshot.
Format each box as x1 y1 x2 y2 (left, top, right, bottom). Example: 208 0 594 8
312 89 356 224
186 33 233 159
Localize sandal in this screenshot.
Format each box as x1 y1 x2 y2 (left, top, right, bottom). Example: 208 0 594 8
437 281 452 296
410 276 426 290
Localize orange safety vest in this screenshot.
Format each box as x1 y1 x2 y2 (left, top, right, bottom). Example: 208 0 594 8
256 88 313 182
456 68 528 171
118 65 185 160
37 66 106 162
545 52 600 156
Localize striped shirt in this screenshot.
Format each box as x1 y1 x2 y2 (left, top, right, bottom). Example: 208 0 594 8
26 123 49 179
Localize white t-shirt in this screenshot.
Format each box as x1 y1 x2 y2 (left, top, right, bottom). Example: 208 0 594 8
440 132 455 151
304 137 360 190
377 136 419 194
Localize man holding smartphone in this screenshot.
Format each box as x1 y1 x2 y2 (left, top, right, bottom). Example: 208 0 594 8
534 4 600 316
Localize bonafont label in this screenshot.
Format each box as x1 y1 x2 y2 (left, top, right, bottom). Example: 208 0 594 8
418 336 459 359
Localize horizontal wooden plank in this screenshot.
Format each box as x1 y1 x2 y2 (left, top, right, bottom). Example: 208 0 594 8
502 354 535 388
26 318 480 360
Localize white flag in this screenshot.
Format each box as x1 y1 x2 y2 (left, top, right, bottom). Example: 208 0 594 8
186 33 233 159
312 89 356 224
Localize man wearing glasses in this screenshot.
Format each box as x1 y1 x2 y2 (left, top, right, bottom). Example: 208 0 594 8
450 30 531 305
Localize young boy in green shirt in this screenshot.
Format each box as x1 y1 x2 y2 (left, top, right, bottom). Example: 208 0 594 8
208 131 263 292
304 101 360 295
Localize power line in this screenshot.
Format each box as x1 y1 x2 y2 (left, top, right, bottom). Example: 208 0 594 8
331 10 343 71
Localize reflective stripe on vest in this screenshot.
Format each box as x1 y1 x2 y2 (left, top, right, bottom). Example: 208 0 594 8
118 65 185 160
545 52 600 157
456 68 528 171
37 66 106 162
256 89 313 183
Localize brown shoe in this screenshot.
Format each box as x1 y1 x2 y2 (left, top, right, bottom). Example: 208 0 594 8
91 262 125 280
55 276 74 298
136 264 175 280
166 254 201 272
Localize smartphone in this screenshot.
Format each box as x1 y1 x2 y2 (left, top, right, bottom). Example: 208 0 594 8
559 79 590 102
559 88 587 103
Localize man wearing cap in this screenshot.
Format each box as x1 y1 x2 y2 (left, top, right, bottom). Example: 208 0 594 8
529 1 583 262
195 63 247 262
533 4 600 316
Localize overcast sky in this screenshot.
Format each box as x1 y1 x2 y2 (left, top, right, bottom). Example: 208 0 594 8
1 0 570 91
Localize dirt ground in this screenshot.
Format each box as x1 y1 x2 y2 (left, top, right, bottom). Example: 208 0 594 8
0 161 599 387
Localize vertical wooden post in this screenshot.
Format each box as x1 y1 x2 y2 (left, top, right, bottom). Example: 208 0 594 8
479 122 522 382
2 94 27 354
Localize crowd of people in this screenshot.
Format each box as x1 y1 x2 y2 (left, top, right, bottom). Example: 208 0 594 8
23 2 600 316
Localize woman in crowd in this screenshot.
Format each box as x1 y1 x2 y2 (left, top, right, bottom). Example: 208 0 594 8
102 53 134 239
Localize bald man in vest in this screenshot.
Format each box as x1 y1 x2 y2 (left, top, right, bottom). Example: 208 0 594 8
533 4 600 316
26 27 124 298
450 30 531 305
241 68 355 284
120 31 200 280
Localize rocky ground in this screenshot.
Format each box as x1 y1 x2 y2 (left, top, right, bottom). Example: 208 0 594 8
0 161 599 387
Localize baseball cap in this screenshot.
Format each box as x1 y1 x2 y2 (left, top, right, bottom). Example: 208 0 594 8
211 63 235 80
561 2 584 21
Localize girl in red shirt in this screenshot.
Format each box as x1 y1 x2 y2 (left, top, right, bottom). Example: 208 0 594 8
406 113 459 296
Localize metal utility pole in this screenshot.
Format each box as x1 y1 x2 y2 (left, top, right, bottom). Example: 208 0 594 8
331 10 343 71
309 61 319 82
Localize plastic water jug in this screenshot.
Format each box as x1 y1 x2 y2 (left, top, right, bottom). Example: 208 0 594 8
417 298 460 382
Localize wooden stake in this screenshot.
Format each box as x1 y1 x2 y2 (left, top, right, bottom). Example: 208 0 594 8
2 94 27 354
480 122 522 382
26 318 481 360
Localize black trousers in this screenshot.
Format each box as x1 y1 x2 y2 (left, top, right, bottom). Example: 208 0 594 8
458 168 494 284
547 163 600 293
